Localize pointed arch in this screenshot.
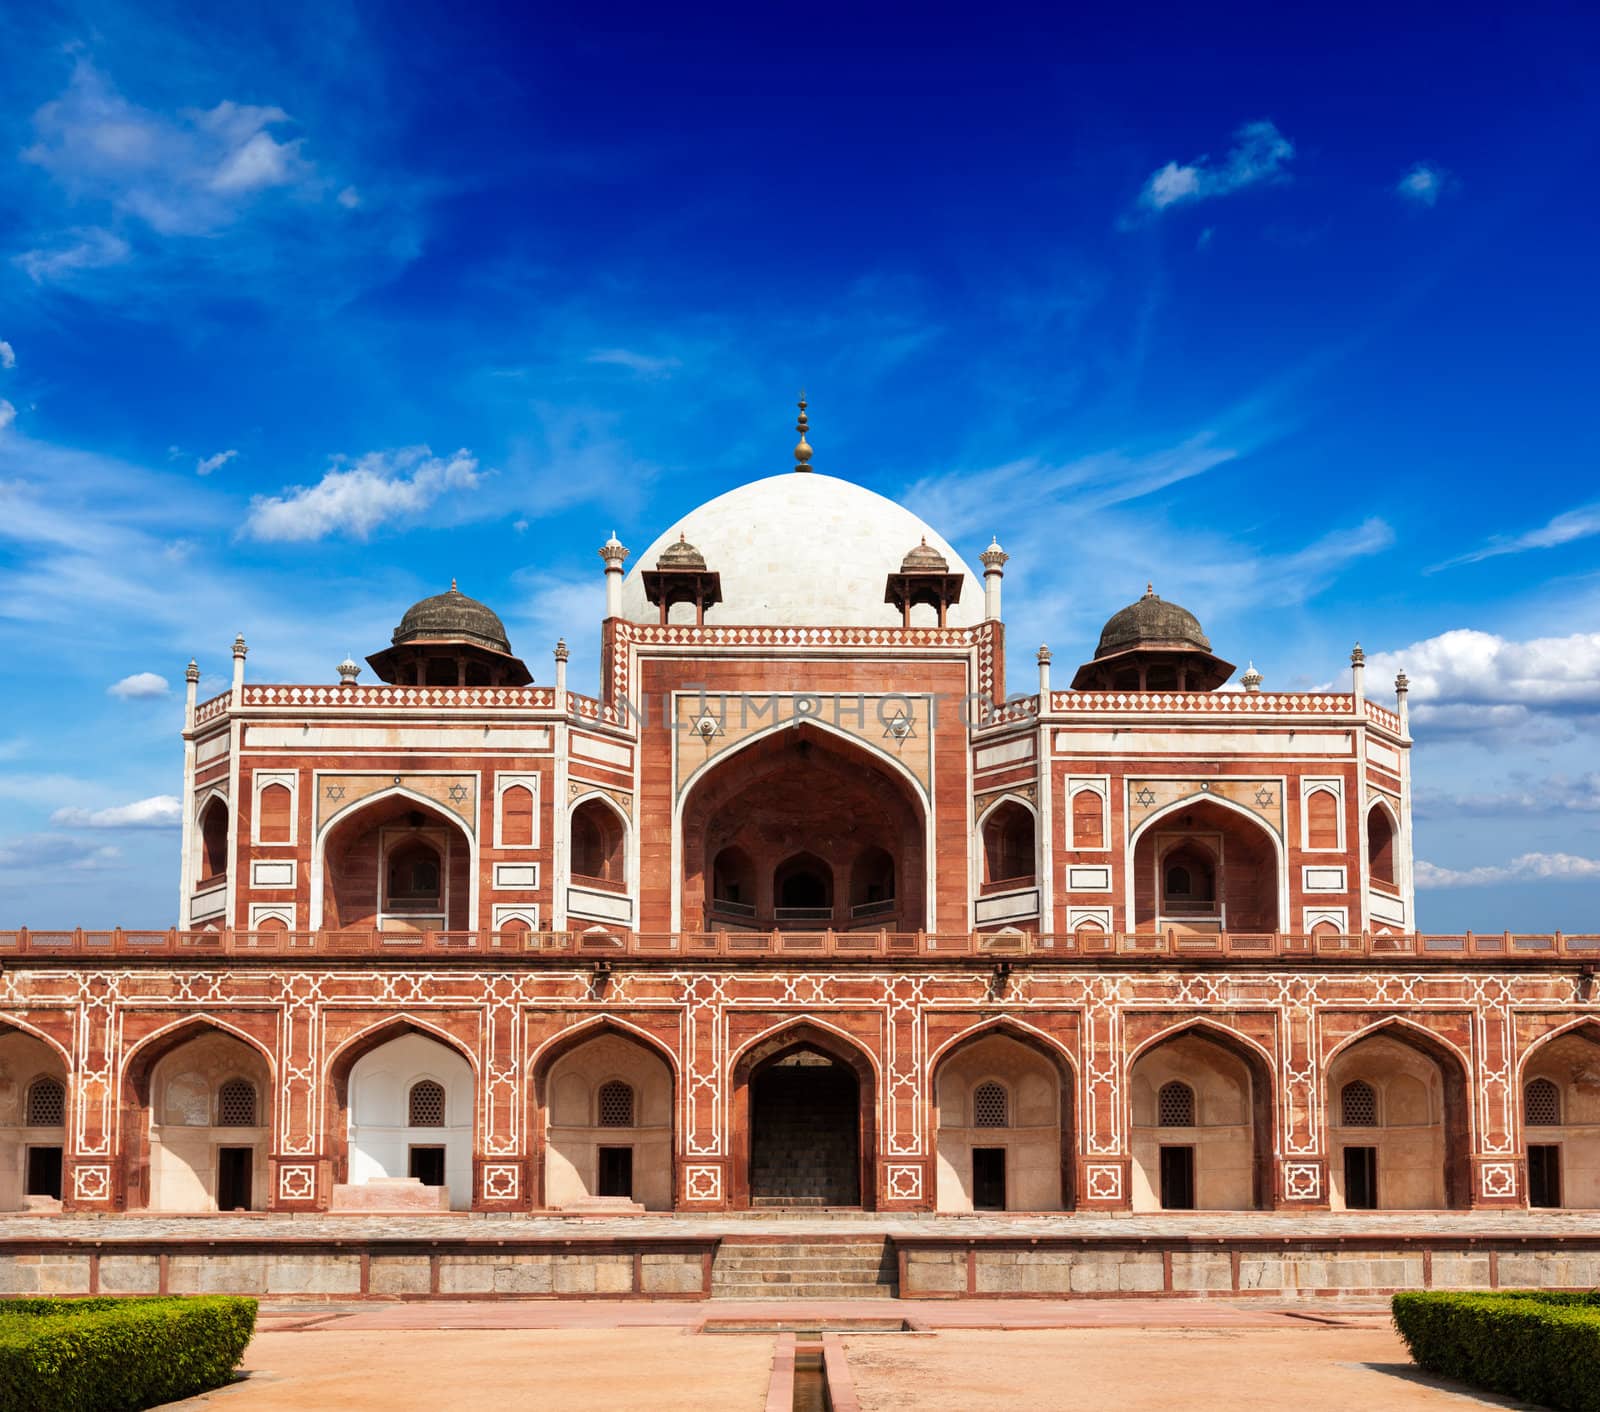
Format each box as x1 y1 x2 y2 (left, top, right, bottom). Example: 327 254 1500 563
1125 792 1287 934
0 1014 73 1071
1516 1017 1600 1086
730 1018 879 1210
567 791 630 886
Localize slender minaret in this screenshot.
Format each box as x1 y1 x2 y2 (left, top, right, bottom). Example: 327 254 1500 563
230 634 248 706
1037 644 1052 696
980 538 1009 621
184 658 200 728
554 638 569 698
1240 661 1263 693
1395 669 1410 735
1350 642 1366 709
794 393 813 471
599 534 629 618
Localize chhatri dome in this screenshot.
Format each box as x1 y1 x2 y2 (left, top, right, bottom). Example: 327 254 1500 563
619 401 981 628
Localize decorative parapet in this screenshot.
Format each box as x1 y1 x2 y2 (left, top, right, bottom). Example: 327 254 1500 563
1048 689 1360 718
2 927 1592 964
192 682 624 726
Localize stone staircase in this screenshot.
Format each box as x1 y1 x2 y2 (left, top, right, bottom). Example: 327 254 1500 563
711 1238 898 1299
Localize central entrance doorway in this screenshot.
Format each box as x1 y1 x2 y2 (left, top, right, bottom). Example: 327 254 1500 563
749 1049 861 1206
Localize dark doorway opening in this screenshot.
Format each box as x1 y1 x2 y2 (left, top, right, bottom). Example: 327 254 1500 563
598 1145 634 1199
1344 1146 1378 1210
1159 1145 1195 1210
1528 1144 1562 1209
750 1051 860 1206
973 1147 1007 1210
24 1146 63 1200
217 1147 253 1211
409 1145 446 1187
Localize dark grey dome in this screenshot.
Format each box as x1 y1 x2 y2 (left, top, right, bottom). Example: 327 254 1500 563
1094 585 1211 659
392 582 512 655
899 537 950 573
656 533 708 570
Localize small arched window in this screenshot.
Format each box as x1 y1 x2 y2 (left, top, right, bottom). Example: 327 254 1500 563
1071 789 1105 849
973 1081 1008 1128
1165 865 1192 897
597 1080 635 1127
408 1079 446 1127
1525 1077 1561 1127
25 1077 65 1128
982 801 1035 886
1157 1081 1195 1127
199 797 229 882
258 782 293 843
1341 1080 1378 1127
218 1078 257 1127
1368 804 1397 888
571 799 625 882
1306 789 1339 850
502 784 535 847
388 839 443 904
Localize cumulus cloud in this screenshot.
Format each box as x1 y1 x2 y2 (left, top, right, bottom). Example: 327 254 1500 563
0 401 14 432
244 446 483 541
1136 120 1295 214
1416 853 1600 888
1397 163 1450 207
19 60 321 247
13 227 131 283
51 794 181 829
586 348 682 378
1431 502 1600 571
1363 629 1600 736
195 448 238 477
0 341 13 370
107 671 169 700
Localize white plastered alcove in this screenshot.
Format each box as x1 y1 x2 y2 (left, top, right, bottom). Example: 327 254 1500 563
934 1034 1064 1212
346 1033 474 1210
1129 1033 1257 1211
543 1033 673 1210
148 1032 271 1212
0 1030 68 1211
1326 1034 1449 1210
1521 1031 1600 1208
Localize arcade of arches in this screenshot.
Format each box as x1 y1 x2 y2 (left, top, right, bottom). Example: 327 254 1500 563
683 726 926 933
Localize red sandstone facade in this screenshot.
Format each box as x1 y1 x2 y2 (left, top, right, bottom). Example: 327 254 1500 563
3 453 1595 1220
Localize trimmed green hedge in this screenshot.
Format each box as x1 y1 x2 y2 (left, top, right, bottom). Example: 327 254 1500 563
0 1295 257 1411
1392 1290 1600 1411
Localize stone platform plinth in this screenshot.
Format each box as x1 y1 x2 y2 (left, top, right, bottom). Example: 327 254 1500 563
331 1178 451 1213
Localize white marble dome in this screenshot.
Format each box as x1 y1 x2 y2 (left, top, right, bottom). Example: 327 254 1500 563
619 472 981 627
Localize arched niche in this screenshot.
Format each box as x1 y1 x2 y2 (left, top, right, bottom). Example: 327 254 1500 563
1521 1024 1600 1209
1326 1025 1470 1210
1367 802 1398 889
732 1023 877 1209
980 800 1036 890
1130 798 1281 934
933 1028 1073 1212
536 1028 674 1210
129 1026 272 1212
0 1026 69 1210
197 795 230 883
1129 1026 1273 1211
340 1030 475 1210
570 797 627 884
682 722 927 933
319 795 473 932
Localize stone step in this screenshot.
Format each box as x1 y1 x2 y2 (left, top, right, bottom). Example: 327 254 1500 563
711 1284 896 1300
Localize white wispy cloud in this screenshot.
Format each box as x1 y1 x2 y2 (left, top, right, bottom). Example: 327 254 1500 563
337 186 361 209
14 227 132 283
51 795 181 829
586 348 682 378
244 446 483 542
108 671 170 700
1397 163 1451 207
0 834 122 870
1136 120 1295 214
1417 773 1600 817
1430 502 1600 571
0 341 14 370
0 401 14 432
195 448 238 477
21 62 320 242
1416 853 1600 888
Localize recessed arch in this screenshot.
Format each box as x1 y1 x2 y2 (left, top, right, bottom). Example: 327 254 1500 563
568 792 629 885
0 1015 74 1071
730 1018 879 1210
0 1021 70 1210
313 788 476 932
1366 797 1400 889
1127 793 1287 935
1517 1020 1600 1209
977 794 1037 890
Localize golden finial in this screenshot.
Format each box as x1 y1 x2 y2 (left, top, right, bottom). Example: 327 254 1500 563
794 392 813 471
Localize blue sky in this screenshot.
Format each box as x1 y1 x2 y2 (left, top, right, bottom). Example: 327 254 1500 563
1 1 1597 929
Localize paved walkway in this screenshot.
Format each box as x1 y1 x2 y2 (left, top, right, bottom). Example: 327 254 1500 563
6 1209 1597 1242
164 1300 1531 1411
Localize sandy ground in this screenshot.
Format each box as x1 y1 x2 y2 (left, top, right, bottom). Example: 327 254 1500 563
843 1326 1533 1411
174 1327 775 1411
